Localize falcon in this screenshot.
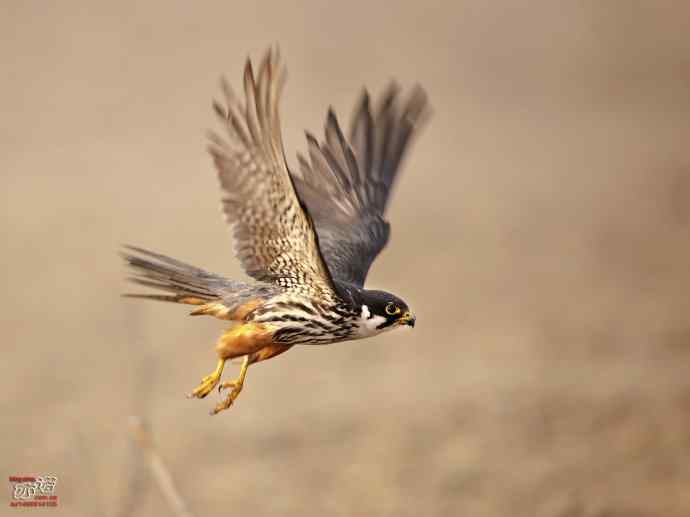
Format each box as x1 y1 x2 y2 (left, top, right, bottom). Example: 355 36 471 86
123 49 429 414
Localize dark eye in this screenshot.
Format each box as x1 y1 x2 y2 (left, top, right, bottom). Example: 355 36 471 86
385 303 401 316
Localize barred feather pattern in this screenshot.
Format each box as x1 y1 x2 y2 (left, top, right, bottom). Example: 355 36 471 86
122 246 395 345
248 293 359 345
208 48 338 303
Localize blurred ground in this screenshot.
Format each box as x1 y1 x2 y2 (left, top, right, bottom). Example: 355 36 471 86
2 1 690 516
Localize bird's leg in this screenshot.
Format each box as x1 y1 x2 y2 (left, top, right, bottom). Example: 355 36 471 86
210 344 293 415
188 358 225 399
212 355 250 415
190 324 285 414
189 322 260 403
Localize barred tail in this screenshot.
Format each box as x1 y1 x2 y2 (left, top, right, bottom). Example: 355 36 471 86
121 245 227 305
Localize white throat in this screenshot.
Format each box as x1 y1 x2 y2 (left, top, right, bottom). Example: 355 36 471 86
355 304 388 338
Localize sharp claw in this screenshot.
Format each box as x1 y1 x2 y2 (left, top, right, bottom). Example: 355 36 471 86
213 401 232 414
195 356 248 414
217 381 236 393
189 359 225 400
210 402 227 415
189 376 219 399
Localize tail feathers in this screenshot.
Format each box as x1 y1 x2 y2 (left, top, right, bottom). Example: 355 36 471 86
122 293 209 305
122 245 227 304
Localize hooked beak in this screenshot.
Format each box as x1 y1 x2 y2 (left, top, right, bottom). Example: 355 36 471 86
399 312 416 327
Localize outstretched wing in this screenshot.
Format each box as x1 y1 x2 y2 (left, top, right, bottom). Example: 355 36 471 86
293 85 429 287
208 49 337 300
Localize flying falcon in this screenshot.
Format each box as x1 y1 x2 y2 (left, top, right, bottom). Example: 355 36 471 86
123 49 429 414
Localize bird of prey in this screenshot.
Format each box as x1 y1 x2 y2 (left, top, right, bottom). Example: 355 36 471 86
123 49 429 415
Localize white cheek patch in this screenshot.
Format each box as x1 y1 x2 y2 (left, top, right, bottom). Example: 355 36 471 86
356 305 393 338
357 314 387 337
369 315 386 330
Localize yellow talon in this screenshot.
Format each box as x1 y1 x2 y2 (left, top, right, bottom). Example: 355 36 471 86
210 355 249 415
188 358 225 399
218 380 236 392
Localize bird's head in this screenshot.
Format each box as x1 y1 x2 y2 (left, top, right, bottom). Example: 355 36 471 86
354 289 415 336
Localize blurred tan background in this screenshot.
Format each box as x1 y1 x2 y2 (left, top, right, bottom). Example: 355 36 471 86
3 1 690 516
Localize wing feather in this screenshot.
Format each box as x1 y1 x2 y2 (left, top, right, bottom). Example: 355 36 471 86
208 49 337 300
293 85 429 287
